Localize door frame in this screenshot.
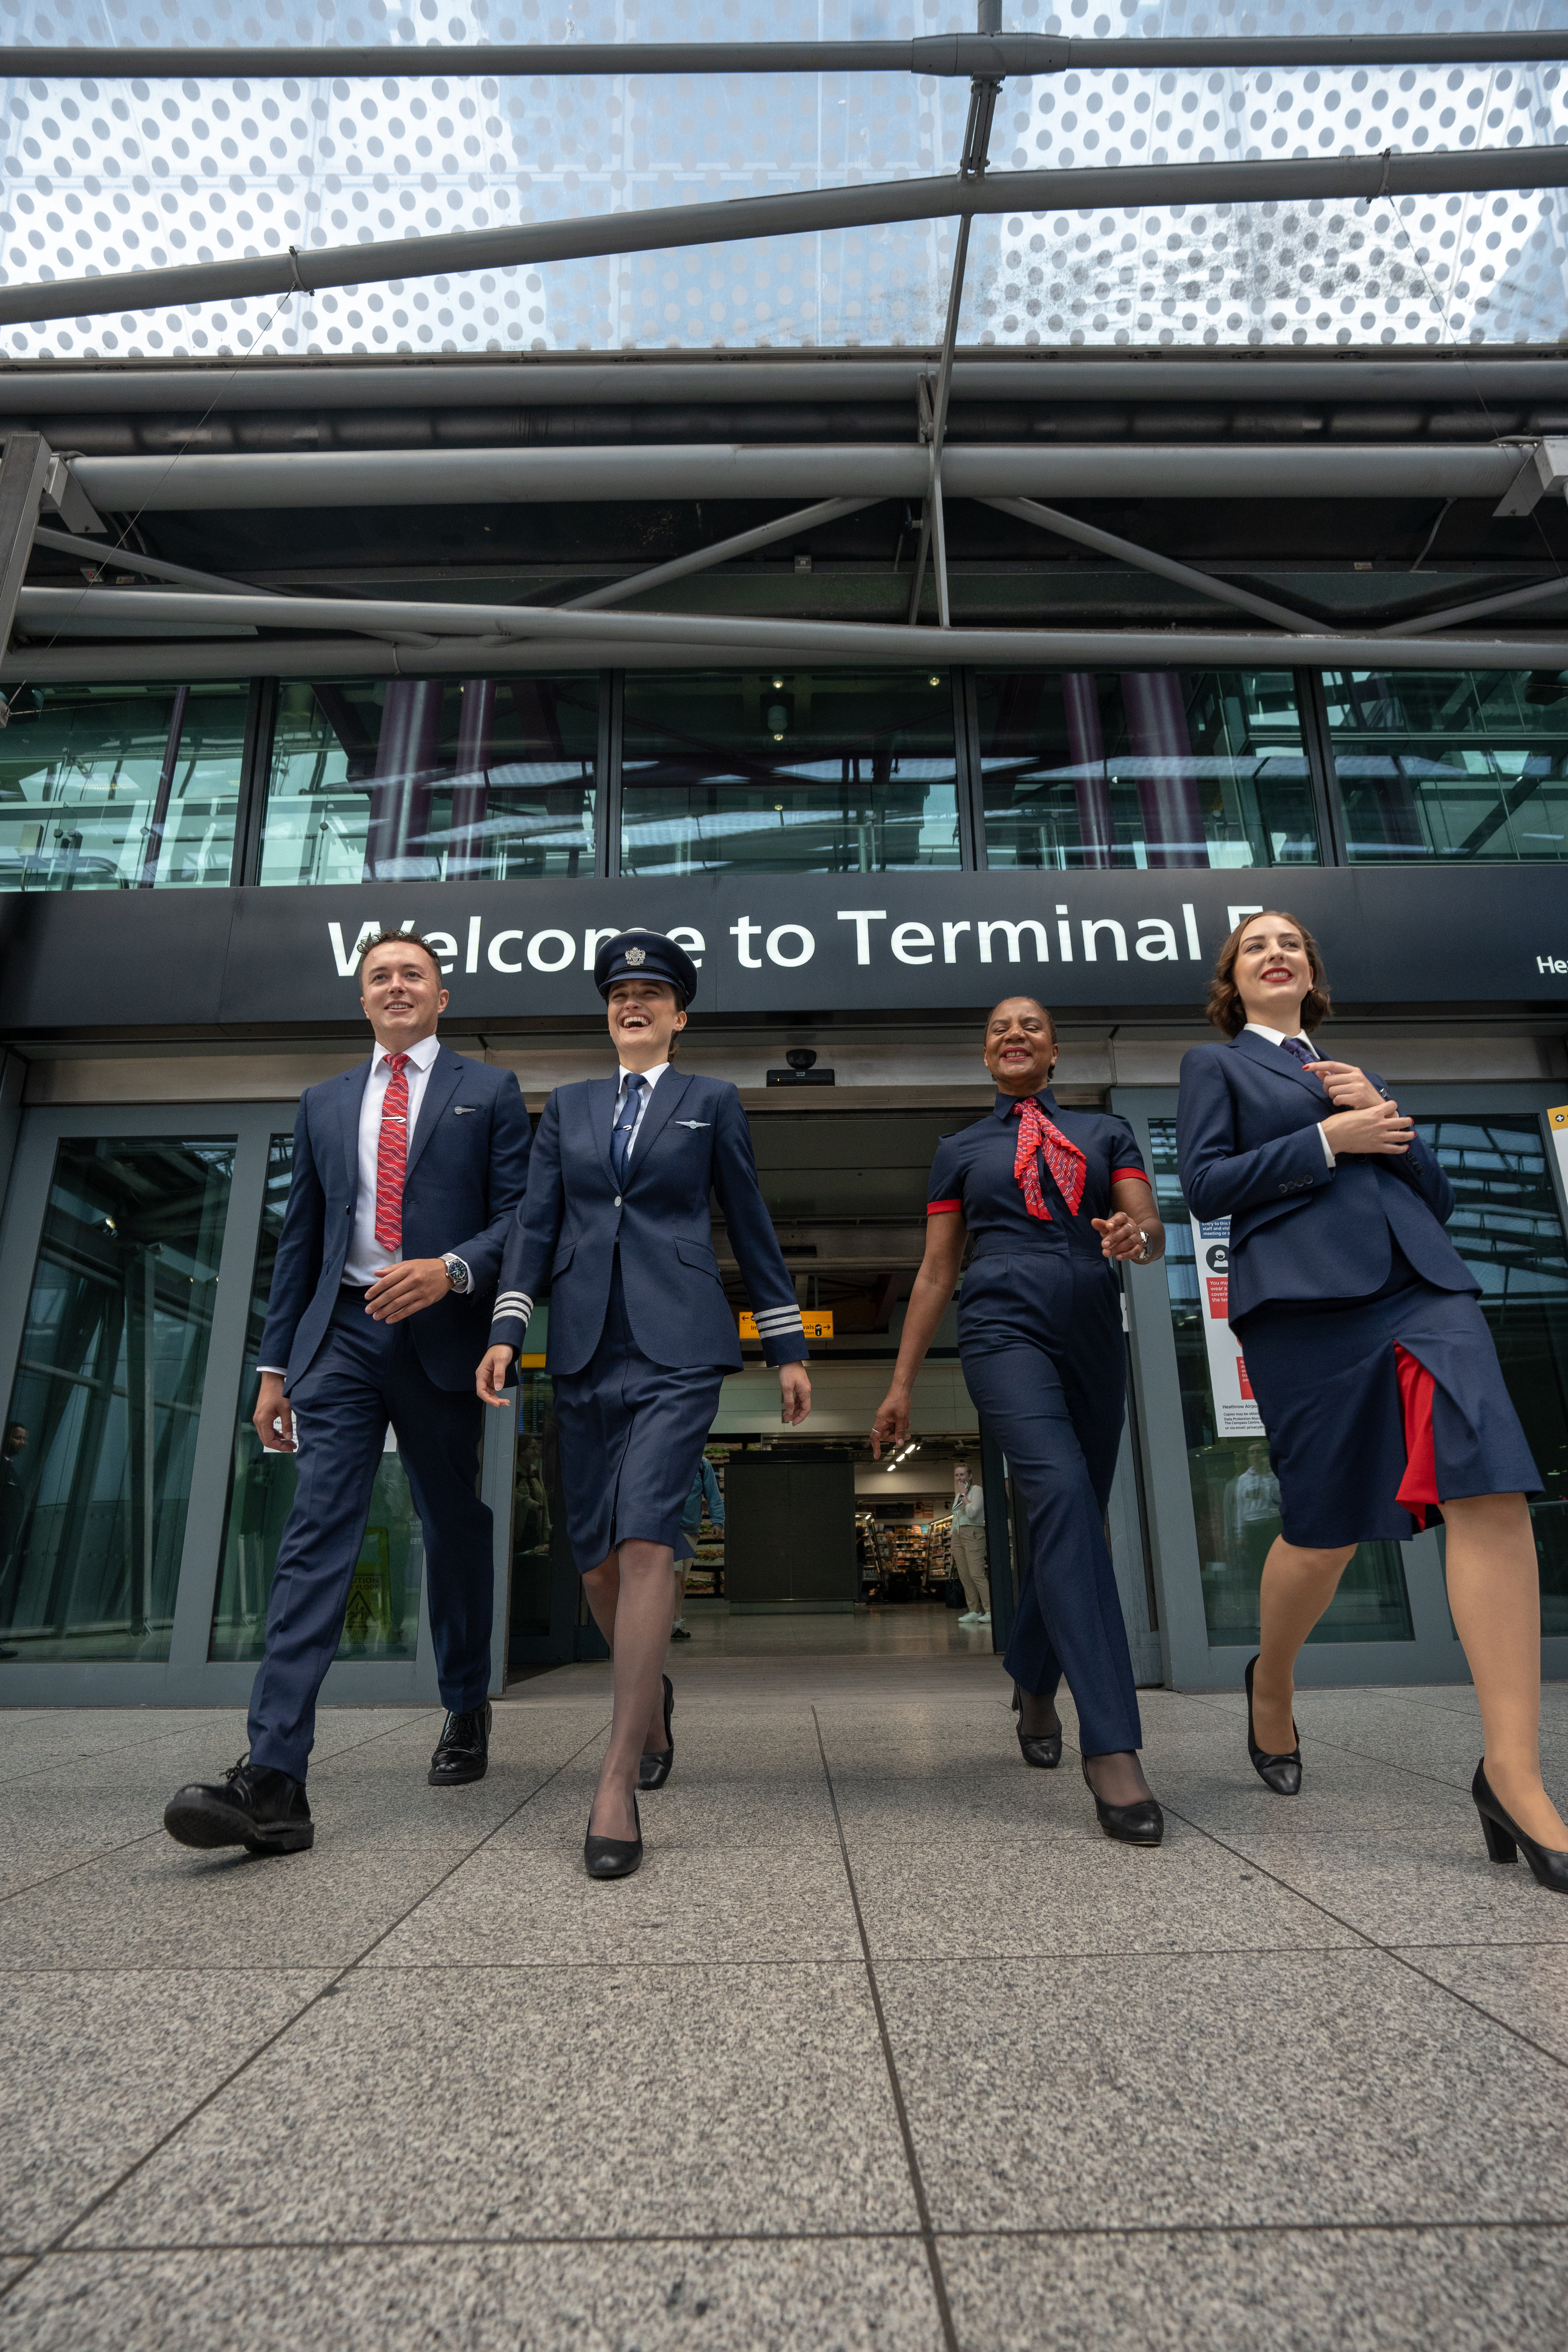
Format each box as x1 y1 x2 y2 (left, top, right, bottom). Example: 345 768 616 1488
1111 1081 1568 1693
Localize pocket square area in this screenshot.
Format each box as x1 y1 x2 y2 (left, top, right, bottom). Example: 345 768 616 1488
452 1106 478 1115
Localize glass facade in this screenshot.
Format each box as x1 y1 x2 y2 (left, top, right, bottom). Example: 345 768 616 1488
619 670 962 876
0 682 249 893
259 677 598 886
209 1134 425 1663
976 669 1318 872
1324 669 1568 864
0 1136 233 1662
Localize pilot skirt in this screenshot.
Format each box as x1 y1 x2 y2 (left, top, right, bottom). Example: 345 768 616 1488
552 1250 726 1571
1234 1249 1540 1550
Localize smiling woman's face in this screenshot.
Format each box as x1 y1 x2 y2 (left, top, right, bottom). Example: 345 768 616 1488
607 976 686 1065
983 998 1057 1097
1232 917 1314 1030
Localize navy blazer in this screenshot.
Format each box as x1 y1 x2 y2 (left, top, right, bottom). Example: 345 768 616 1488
490 1068 808 1375
1175 1031 1472 1324
259 1045 533 1393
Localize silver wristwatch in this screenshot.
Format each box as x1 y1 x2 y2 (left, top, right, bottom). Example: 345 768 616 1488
442 1254 465 1290
1133 1230 1153 1265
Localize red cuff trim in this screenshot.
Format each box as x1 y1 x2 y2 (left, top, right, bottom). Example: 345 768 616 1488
1394 1343 1439 1529
1111 1166 1148 1185
926 1199 962 1215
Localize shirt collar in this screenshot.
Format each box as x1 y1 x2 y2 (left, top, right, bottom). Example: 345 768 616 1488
375 1031 441 1074
617 1060 669 1096
992 1085 1060 1121
1244 1022 1315 1050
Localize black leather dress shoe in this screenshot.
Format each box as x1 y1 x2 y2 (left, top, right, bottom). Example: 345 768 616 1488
164 1756 313 1855
585 1794 643 1880
1081 1757 1164 1846
429 1701 491 1786
639 1673 675 1792
1244 1655 1302 1797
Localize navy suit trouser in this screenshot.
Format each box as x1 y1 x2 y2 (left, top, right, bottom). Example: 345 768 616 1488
961 1333 1142 1759
247 1288 493 1782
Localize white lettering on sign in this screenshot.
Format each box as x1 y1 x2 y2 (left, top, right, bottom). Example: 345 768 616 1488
766 923 815 968
668 926 706 967
487 929 525 973
1081 917 1128 964
328 919 383 978
423 929 458 974
1538 956 1568 975
729 916 762 969
528 929 576 973
837 909 888 965
978 918 1048 965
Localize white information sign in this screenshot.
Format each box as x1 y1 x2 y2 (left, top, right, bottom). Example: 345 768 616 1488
1189 1214 1266 1440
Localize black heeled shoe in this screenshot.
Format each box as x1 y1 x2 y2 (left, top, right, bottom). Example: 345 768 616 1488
1013 1681 1062 1768
584 1793 643 1880
638 1674 675 1792
1472 1761 1568 1894
1081 1756 1163 1847
1244 1655 1302 1797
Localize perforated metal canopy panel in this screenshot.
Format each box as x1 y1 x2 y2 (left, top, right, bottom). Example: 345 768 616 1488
0 0 1565 361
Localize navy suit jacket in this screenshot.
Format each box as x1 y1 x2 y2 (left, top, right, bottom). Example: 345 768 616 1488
259 1044 533 1393
1175 1031 1472 1324
490 1068 808 1375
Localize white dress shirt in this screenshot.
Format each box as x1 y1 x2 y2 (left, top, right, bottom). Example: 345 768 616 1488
1243 1023 1337 1167
257 1030 467 1376
612 1059 670 1163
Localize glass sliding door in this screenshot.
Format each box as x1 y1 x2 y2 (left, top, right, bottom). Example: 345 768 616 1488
0 1136 234 1662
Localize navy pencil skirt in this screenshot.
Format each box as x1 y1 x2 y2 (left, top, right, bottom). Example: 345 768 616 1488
552 1254 727 1572
1236 1257 1540 1550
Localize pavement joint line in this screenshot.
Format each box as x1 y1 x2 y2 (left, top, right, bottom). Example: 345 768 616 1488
0 1715 612 2313
811 1704 960 2352
0 1706 453 1799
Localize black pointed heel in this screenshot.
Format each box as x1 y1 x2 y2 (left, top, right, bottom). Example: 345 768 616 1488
1244 1654 1302 1797
1013 1682 1062 1768
638 1673 675 1792
1472 1762 1568 1893
1081 1756 1164 1846
585 1793 643 1880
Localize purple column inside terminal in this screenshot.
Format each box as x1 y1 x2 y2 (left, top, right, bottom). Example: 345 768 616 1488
363 679 444 881
1119 671 1206 869
1061 673 1115 869
446 680 496 881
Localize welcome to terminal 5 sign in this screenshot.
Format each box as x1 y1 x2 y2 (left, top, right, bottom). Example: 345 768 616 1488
1 867 1566 1036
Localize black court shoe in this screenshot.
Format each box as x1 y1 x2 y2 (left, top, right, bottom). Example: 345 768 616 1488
638 1674 675 1792
1473 1761 1568 1894
585 1793 643 1880
1013 1680 1063 1769
1244 1655 1303 1797
1082 1756 1164 1847
164 1756 313 1856
429 1701 491 1786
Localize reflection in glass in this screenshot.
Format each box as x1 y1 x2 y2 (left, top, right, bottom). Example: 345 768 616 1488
1148 1121 1413 1648
1324 669 1568 863
0 681 249 893
619 670 961 874
976 670 1318 872
509 1371 557 1644
209 1135 424 1663
259 676 598 886
0 1137 234 1662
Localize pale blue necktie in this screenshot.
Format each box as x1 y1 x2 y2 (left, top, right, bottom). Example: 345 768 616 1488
611 1074 645 1178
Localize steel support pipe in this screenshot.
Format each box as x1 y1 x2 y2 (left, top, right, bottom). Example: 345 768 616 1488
5 33 1568 78
8 358 1568 413
980 493 1332 635
3 143 1567 331
4 625 1567 688
563 495 879 611
65 442 1533 511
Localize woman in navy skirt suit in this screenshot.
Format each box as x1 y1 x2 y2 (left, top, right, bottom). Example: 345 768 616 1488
872 995 1169 1846
1177 910 1567 1890
479 930 811 1878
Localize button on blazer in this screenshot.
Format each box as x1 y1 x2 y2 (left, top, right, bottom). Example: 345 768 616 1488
1175 1031 1471 1325
490 1069 807 1375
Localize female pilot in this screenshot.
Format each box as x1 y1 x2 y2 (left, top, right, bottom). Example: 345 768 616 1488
478 930 811 1879
871 995 1168 1846
1178 910 1566 1891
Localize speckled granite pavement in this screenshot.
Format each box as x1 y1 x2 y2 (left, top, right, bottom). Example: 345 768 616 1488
3 1635 1568 2351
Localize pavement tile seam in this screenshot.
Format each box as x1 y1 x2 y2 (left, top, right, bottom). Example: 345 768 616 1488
1383 1946 1568 2080
1 1715 612 2279
0 1706 448 1794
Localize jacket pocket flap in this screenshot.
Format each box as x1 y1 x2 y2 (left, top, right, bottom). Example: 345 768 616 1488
674 1237 720 1277
551 1241 576 1276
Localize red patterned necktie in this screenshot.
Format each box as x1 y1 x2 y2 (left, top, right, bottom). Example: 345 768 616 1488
373 1052 410 1254
1012 1096 1088 1221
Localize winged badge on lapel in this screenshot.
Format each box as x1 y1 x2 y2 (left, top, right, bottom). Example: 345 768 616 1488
673 1119 711 1129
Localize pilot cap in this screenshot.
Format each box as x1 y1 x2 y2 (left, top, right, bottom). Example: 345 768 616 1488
593 928 699 1009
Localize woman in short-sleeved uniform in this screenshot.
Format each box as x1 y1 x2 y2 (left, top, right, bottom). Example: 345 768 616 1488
873 995 1169 1845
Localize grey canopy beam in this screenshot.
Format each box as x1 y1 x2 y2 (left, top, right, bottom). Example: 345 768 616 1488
3 141 1567 331
0 432 53 658
1377 572 1568 638
33 522 277 596
981 494 1334 636
561 495 878 613
6 32 1568 78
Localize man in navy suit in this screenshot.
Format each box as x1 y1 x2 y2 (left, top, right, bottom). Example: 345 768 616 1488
164 930 532 1856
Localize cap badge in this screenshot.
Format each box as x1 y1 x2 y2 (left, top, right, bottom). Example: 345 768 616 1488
625 945 646 966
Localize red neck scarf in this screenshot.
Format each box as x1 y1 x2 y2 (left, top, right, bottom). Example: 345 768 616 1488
1012 1096 1087 1220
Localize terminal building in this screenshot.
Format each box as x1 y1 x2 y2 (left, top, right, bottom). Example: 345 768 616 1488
0 28 1565 1712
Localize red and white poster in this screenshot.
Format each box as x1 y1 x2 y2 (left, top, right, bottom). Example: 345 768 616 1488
1190 1215 1266 1439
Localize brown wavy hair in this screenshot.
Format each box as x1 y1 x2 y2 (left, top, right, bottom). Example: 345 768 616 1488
1206 910 1331 1039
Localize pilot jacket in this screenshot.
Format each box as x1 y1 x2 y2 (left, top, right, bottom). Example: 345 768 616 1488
491 1069 807 1568
927 1089 1150 1758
